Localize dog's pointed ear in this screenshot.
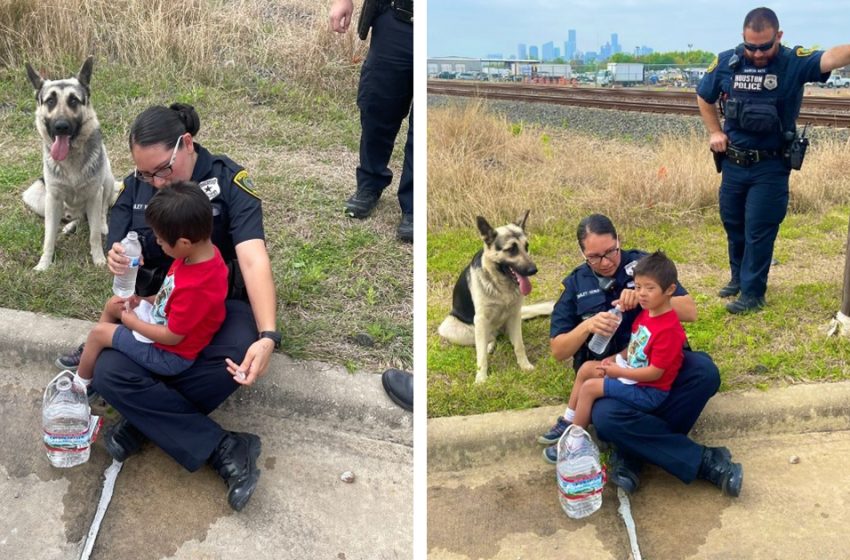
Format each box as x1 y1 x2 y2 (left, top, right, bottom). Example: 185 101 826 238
25 63 44 92
476 216 496 246
77 56 94 89
514 210 530 231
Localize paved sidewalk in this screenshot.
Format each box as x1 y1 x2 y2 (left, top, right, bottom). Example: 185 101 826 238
428 382 850 559
0 308 412 560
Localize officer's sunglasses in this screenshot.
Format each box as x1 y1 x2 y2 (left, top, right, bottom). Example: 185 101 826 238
134 136 182 182
743 36 777 53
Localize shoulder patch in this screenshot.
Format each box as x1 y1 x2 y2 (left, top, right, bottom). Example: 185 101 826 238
795 46 816 57
233 169 260 199
706 56 718 73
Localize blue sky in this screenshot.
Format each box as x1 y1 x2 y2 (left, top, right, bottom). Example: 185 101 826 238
427 1 850 58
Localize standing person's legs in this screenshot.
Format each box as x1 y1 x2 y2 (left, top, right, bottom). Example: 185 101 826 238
739 160 790 301
346 10 413 219
396 104 413 241
718 162 749 295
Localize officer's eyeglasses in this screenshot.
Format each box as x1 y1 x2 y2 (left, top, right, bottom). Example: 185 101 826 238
134 136 182 182
583 244 620 266
743 36 777 53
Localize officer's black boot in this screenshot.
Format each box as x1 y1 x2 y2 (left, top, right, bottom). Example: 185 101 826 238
208 432 262 511
717 281 740 298
103 418 147 462
697 446 742 497
397 213 413 243
608 450 641 494
344 188 381 219
726 295 765 314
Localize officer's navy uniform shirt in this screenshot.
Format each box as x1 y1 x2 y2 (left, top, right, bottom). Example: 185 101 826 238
697 45 829 150
109 143 265 276
550 249 687 360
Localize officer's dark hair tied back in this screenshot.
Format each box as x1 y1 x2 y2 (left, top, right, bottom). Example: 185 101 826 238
129 103 201 150
577 214 617 251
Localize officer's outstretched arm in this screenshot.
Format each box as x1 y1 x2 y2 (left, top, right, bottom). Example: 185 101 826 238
820 45 850 74
671 294 697 323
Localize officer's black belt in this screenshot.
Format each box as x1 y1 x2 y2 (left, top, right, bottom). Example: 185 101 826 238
391 0 413 23
725 144 781 167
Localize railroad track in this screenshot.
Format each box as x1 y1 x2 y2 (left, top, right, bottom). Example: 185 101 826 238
427 81 850 128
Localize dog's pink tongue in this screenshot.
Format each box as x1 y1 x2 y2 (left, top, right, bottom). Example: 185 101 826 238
514 271 532 296
51 135 70 161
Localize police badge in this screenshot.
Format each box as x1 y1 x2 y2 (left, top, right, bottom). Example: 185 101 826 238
764 74 778 90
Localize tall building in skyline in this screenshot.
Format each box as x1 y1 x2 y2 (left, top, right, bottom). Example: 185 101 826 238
567 29 577 60
611 33 621 54
542 41 555 61
529 45 539 60
517 43 527 59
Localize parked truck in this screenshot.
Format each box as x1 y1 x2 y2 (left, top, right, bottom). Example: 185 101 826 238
596 62 645 86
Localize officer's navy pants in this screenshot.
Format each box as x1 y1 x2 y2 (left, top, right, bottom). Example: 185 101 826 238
718 158 790 299
92 300 256 471
591 351 721 483
356 9 413 215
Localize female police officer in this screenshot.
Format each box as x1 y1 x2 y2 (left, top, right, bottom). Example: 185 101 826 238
86 103 276 511
539 214 743 497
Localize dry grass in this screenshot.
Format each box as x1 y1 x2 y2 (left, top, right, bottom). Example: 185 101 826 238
428 101 850 232
0 0 367 94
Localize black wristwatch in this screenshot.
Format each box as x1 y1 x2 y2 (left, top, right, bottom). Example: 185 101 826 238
259 330 282 349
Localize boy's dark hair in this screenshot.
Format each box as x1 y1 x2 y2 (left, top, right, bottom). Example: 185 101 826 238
743 7 779 33
633 251 678 291
576 214 617 251
144 181 212 246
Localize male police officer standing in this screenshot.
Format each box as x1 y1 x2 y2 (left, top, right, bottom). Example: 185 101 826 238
330 0 413 243
697 7 850 314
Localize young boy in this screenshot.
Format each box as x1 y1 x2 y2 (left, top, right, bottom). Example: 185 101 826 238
71 181 229 387
551 251 686 438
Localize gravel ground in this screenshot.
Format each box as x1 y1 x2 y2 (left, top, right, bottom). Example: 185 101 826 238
428 94 850 144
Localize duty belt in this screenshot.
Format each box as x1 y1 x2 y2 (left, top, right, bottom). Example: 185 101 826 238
391 0 413 23
725 144 781 167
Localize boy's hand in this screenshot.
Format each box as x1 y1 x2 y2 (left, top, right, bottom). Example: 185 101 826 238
120 308 141 330
597 363 622 378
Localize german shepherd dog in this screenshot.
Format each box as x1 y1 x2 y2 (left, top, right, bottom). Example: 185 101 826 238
438 211 554 383
23 56 117 270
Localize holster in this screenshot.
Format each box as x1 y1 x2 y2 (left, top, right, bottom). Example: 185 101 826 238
357 0 381 40
713 150 725 173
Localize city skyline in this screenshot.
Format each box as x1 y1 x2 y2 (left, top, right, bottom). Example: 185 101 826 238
428 1 850 59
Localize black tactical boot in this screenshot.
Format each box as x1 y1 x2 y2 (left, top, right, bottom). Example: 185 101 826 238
717 282 740 298
208 432 262 511
726 295 765 314
344 188 381 219
698 446 742 497
103 419 147 462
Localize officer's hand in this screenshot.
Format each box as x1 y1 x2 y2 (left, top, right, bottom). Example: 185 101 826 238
329 0 354 33
225 338 275 386
107 242 128 276
588 311 619 338
709 131 728 153
613 289 638 311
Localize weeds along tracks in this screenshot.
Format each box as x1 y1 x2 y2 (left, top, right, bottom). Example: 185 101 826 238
427 81 850 128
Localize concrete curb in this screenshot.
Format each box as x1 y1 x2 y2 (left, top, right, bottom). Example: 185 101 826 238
428 381 850 471
0 307 412 446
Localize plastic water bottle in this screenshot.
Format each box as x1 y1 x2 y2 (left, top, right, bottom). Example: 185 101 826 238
112 231 142 297
556 424 605 519
43 370 91 468
588 304 623 355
